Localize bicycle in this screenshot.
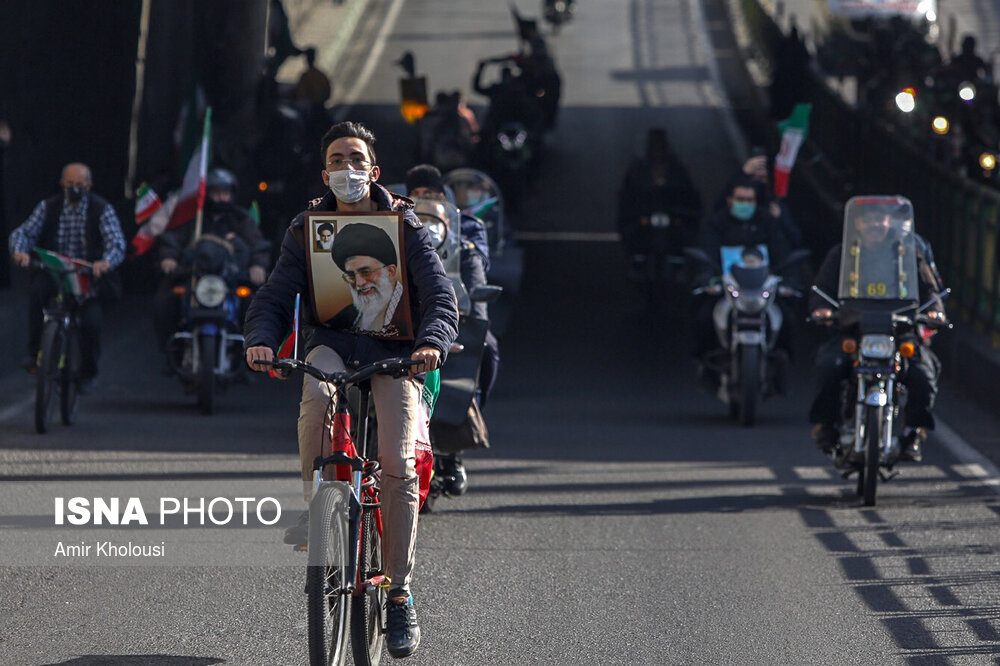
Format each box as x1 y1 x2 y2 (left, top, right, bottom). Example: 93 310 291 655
255 355 416 666
30 250 93 434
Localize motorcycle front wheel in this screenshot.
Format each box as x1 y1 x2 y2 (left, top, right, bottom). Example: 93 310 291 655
861 405 882 506
739 345 760 427
197 334 216 415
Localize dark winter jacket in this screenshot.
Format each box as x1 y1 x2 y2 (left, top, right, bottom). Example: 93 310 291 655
243 183 459 367
697 206 792 282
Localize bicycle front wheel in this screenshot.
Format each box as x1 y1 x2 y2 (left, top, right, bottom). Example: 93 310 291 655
351 505 386 666
60 328 80 425
307 483 351 666
35 320 61 434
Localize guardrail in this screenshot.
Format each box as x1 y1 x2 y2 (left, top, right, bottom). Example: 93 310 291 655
740 0 1000 341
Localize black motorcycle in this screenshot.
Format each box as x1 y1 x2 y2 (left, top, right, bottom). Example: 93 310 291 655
165 236 263 414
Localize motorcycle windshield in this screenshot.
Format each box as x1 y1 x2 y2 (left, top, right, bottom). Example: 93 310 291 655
838 196 918 302
413 198 468 312
720 244 769 275
442 168 506 255
730 264 769 290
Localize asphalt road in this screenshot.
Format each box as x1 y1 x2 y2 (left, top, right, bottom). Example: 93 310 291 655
2 0 1000 665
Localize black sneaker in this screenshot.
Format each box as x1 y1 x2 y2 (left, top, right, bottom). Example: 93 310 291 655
19 356 38 374
440 454 468 497
385 592 420 659
811 423 838 455
283 510 309 546
899 428 927 463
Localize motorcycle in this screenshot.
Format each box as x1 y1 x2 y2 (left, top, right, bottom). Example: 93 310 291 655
408 196 502 511
810 196 948 506
687 245 810 426
165 235 264 414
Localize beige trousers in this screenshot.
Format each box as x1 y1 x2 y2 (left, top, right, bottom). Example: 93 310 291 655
297 345 420 588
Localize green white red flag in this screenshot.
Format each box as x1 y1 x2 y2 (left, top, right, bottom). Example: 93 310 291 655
269 293 300 379
462 196 498 218
773 103 811 199
134 182 162 223
166 106 212 231
32 248 92 297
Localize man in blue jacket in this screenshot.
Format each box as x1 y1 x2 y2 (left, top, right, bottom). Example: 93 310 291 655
244 121 458 659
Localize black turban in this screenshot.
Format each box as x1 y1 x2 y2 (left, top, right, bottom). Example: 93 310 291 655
331 223 398 271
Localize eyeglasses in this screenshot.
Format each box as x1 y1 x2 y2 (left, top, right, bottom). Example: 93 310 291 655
341 264 384 284
327 157 371 170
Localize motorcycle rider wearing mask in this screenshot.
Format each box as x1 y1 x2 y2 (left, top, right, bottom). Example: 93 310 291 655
692 174 793 383
405 163 500 495
243 121 458 660
809 206 946 462
8 162 126 393
152 168 269 357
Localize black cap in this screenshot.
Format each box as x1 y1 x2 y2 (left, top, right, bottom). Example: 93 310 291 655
405 164 444 195
331 223 397 271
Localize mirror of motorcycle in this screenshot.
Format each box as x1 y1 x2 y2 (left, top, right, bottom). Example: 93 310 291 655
683 247 721 273
775 248 811 272
469 284 503 303
914 287 951 314
811 285 839 309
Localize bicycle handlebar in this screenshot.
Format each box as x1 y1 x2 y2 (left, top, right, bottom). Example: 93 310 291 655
253 357 418 384
29 258 93 276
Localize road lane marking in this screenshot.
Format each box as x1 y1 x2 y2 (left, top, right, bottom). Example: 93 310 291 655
793 466 833 480
334 0 407 119
935 419 1000 495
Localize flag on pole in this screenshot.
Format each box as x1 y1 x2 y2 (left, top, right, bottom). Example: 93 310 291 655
166 106 212 231
413 368 440 508
462 196 498 218
32 248 92 297
134 182 162 223
773 103 811 199
269 293 300 379
173 84 206 178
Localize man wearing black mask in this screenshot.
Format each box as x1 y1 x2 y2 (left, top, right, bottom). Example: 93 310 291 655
152 168 269 356
8 162 125 392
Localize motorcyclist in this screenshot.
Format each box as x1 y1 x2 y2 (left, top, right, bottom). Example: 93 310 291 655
617 128 702 280
809 204 946 462
693 174 793 385
405 163 498 496
244 121 458 659
152 168 269 358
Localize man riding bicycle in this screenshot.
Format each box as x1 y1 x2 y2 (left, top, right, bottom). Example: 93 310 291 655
8 162 125 393
244 121 458 659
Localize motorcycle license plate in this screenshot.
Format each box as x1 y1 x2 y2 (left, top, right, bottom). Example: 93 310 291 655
650 212 670 228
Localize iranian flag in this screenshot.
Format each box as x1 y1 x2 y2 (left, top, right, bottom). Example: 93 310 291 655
166 106 212 231
773 103 811 199
462 196 498 218
33 248 92 297
269 294 300 379
134 182 162 223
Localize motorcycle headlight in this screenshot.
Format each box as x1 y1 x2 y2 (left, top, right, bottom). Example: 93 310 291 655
734 293 767 314
194 275 227 307
860 334 894 359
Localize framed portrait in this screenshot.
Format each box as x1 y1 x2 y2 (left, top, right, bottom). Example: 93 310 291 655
304 211 414 340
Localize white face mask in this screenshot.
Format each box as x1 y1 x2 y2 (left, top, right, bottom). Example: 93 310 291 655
328 168 370 203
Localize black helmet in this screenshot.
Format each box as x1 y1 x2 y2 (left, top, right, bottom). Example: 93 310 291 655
206 168 238 194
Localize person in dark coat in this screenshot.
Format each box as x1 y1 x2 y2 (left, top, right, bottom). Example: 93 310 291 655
244 121 457 660
808 205 946 461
